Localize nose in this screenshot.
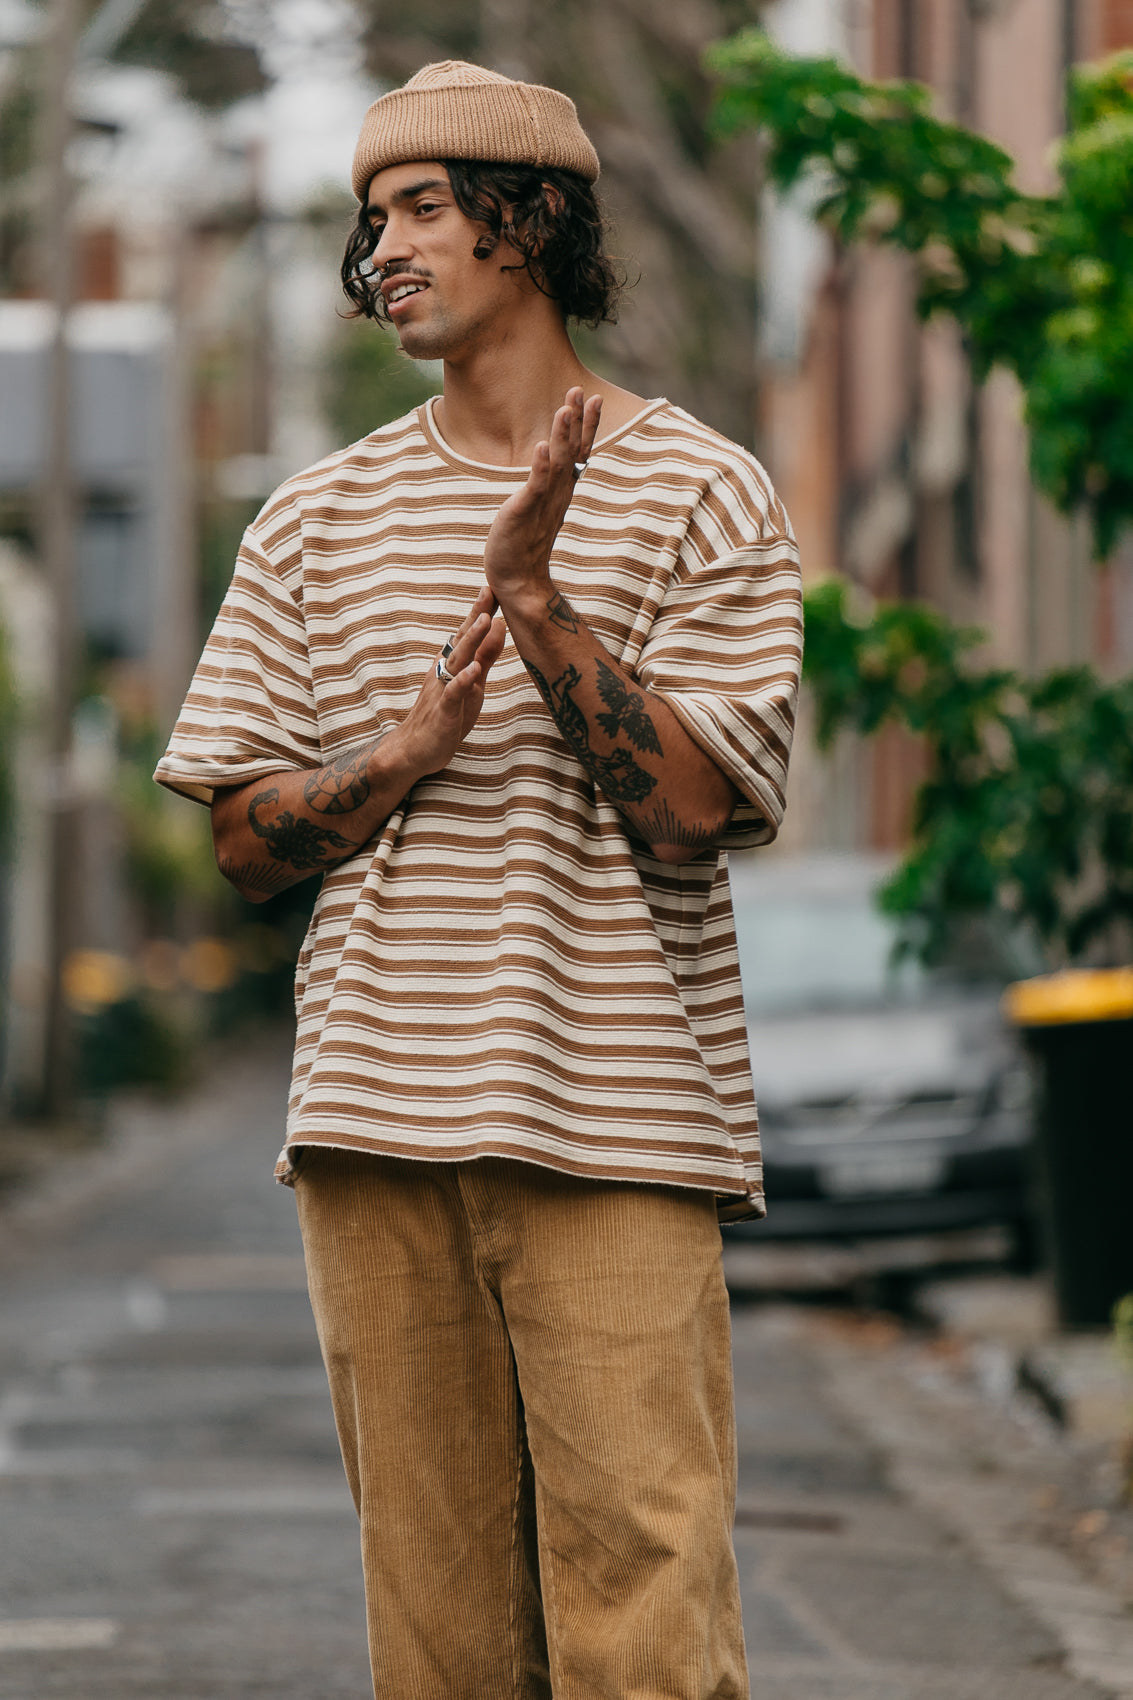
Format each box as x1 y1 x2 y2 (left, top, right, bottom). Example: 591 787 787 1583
371 212 413 274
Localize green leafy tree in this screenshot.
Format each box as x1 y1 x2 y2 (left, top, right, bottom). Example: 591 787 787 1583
705 34 1133 971
707 30 1133 557
804 581 1133 970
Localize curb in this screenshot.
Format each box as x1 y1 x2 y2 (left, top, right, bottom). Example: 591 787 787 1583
813 1319 1133 1697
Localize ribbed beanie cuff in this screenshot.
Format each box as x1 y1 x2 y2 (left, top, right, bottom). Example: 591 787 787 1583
351 60 600 201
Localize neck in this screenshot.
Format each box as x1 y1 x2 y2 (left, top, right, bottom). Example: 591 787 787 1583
433 306 591 467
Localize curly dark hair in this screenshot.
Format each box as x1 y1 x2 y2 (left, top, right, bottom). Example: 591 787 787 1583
340 160 625 329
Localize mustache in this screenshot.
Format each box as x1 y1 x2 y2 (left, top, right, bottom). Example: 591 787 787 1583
375 263 433 283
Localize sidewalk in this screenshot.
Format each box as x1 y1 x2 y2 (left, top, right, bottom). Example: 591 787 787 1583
0 1035 1130 1698
747 1302 1133 1697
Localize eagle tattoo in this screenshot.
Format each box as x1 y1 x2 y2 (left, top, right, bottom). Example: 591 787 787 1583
595 660 664 755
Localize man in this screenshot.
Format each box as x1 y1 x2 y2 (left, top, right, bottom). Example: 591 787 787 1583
156 58 802 1700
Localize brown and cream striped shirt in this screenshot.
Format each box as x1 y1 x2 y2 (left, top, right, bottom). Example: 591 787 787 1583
156 397 802 1220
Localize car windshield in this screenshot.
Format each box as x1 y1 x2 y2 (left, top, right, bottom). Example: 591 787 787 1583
730 858 1030 1018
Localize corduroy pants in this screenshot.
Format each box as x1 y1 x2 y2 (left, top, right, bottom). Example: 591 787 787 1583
294 1146 749 1700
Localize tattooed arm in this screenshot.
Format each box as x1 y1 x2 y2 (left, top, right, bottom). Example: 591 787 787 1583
510 594 738 862
210 589 506 901
483 389 738 864
210 743 403 902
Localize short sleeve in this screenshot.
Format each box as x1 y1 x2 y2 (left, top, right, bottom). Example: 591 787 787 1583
636 475 803 850
154 527 321 806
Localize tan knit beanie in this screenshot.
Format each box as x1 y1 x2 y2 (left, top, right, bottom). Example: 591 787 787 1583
351 60 600 201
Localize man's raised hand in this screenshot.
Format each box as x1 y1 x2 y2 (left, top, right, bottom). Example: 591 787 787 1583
483 388 603 607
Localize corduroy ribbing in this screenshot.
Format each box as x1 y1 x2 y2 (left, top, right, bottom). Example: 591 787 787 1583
351 59 600 199
295 1147 749 1700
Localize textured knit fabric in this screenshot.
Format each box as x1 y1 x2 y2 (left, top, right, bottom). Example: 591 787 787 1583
154 397 803 1220
351 60 600 199
295 1146 749 1700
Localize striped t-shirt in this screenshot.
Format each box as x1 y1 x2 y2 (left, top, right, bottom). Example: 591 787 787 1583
155 396 803 1220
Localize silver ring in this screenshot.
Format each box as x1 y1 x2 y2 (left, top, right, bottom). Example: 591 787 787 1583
435 657 454 684
440 635 457 659
573 461 586 479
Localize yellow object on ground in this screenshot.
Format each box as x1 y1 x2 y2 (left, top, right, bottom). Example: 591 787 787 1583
1002 968 1133 1026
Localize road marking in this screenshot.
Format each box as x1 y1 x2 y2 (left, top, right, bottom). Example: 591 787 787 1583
0 1619 119 1652
136 1485 352 1515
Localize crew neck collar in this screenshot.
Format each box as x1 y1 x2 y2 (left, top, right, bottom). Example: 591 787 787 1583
417 394 668 477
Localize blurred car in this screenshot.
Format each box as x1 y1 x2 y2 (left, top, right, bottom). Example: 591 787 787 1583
727 853 1038 1257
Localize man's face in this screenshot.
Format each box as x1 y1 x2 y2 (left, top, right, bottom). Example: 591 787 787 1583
366 161 524 361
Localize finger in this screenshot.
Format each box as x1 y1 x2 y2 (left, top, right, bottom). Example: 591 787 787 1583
434 616 486 691
548 400 576 476
446 611 490 673
565 388 586 465
579 394 603 463
526 439 553 494
474 615 508 673
566 386 584 464
440 657 481 702
451 586 494 644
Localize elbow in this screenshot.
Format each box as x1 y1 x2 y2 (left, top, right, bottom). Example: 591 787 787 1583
644 790 737 863
208 782 293 902
649 815 732 865
213 844 276 903
210 822 235 882
212 833 272 902
209 797 255 899
234 880 274 905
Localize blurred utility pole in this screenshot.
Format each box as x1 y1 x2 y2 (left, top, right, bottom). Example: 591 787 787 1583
37 0 80 1116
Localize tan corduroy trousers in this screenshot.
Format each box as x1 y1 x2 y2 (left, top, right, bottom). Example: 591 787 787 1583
294 1147 749 1700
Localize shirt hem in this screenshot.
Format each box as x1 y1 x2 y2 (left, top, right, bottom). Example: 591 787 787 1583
274 1134 766 1222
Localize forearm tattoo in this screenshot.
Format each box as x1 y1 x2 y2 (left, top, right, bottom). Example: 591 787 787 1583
545 590 580 634
220 738 392 895
302 738 382 815
526 659 660 805
526 640 723 853
248 788 351 870
595 660 663 755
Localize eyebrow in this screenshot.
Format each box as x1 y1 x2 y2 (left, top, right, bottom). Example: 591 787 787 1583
367 176 449 216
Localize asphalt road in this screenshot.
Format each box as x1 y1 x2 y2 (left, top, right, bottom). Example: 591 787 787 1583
0 1035 1121 1699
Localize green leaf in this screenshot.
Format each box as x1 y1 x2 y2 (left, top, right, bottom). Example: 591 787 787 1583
801 583 1133 967
706 31 1133 557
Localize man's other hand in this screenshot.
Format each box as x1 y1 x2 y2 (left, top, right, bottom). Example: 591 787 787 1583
390 584 508 778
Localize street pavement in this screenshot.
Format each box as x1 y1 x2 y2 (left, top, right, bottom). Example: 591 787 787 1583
0 1034 1129 1699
